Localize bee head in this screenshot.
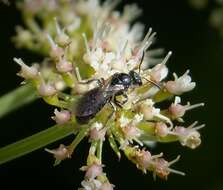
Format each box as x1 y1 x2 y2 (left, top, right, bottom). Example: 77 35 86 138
129 70 142 86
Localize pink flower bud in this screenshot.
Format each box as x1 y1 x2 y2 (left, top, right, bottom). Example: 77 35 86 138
85 164 103 179
122 125 141 139
50 46 64 60
45 144 71 161
169 103 186 118
153 158 170 179
47 34 64 59
38 82 57 96
14 58 39 79
89 127 106 141
169 97 204 119
150 52 171 82
154 122 169 137
56 59 73 73
136 150 152 170
165 70 196 95
52 109 71 124
173 122 205 149
152 156 185 179
140 105 159 120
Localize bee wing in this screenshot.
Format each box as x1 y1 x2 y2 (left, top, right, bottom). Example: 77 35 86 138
75 88 108 117
104 84 125 93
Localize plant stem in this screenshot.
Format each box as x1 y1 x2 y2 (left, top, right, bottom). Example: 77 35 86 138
0 83 37 119
97 139 103 164
68 126 90 154
0 123 76 165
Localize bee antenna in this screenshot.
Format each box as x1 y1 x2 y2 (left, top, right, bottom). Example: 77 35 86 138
143 77 161 89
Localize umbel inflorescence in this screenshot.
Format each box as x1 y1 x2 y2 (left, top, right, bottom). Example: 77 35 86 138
13 0 204 189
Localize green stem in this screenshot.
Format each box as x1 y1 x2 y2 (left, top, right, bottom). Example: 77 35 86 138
0 123 76 165
108 129 121 159
96 139 103 164
0 83 37 119
68 126 90 153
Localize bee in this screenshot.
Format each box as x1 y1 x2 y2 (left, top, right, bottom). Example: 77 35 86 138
74 53 159 124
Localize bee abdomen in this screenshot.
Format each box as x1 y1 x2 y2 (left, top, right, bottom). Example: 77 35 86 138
75 88 109 124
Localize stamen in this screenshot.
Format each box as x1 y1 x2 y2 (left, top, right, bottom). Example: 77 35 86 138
47 34 57 49
54 17 61 35
185 103 205 111
161 51 172 65
168 168 185 176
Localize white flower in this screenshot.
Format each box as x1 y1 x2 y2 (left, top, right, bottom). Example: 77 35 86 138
91 122 103 130
165 70 196 95
89 122 106 141
171 122 205 149
84 164 103 179
14 58 39 79
52 109 71 124
119 115 130 128
132 114 144 124
81 178 102 190
149 51 171 82
152 156 185 179
38 82 57 97
45 144 71 161
138 99 173 127
169 96 204 120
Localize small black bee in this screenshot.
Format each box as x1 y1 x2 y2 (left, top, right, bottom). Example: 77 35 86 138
75 70 142 124
74 53 160 124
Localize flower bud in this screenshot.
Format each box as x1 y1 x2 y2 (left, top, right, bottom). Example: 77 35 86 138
47 34 64 59
14 58 39 79
15 27 33 47
150 51 171 82
173 122 205 149
139 104 160 120
169 103 186 118
122 125 141 139
165 70 196 95
50 46 64 60
89 127 106 141
45 144 71 161
135 150 152 171
154 122 169 137
89 122 106 141
54 18 70 46
152 156 185 179
169 96 204 119
38 82 57 97
85 164 103 179
55 33 70 47
52 109 71 124
56 59 73 73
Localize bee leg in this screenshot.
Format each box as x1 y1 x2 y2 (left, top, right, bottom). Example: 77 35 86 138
75 67 104 86
114 93 128 108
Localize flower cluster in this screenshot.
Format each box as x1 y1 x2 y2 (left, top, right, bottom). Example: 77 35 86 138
14 0 204 189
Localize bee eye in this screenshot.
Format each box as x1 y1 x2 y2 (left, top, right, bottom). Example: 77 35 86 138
129 71 142 85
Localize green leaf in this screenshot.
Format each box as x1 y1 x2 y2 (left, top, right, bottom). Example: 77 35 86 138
0 83 37 119
0 123 76 165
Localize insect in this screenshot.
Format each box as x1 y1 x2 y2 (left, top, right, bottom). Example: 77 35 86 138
74 53 159 124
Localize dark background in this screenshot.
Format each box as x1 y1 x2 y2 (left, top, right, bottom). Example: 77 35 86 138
0 0 222 189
